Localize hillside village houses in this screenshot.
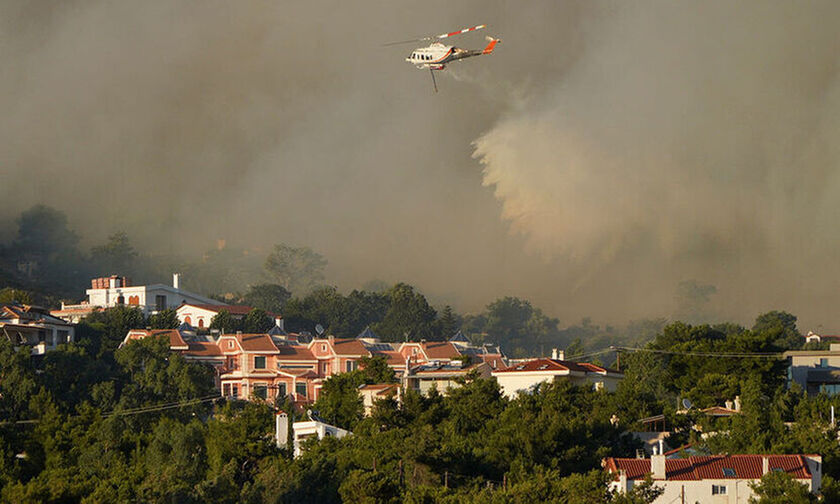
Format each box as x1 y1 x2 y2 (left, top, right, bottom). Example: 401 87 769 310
52 273 224 322
785 332 840 395
122 326 513 408
605 444 822 503
0 303 74 355
491 348 624 399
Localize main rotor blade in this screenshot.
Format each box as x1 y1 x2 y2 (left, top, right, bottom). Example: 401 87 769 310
435 24 485 40
382 38 429 47
383 24 486 46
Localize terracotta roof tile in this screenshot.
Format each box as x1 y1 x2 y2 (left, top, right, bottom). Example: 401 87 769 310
184 341 223 357
371 350 405 366
276 345 316 361
421 342 461 359
606 455 812 481
331 338 371 356
238 333 279 353
127 329 188 350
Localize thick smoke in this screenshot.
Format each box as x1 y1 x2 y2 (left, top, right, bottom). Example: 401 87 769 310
474 1 840 326
3 1 840 328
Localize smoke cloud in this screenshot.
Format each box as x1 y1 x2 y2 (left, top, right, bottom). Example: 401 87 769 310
2 1 840 328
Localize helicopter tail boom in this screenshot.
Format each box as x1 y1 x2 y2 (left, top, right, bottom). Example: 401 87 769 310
482 37 501 55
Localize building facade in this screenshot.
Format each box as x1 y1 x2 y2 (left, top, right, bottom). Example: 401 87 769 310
491 357 624 399
604 453 822 503
1 304 75 355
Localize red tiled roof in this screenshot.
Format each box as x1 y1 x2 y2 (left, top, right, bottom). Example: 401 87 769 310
605 455 812 481
494 358 582 373
184 341 223 357
422 342 461 359
701 406 741 417
127 329 188 350
181 304 254 316
371 350 405 366
331 338 371 356
276 345 316 361
238 334 279 353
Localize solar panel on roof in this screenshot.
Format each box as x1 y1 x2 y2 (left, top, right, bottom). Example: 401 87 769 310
722 468 736 477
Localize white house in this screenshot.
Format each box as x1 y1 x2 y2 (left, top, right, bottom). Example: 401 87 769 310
56 274 223 319
604 451 822 503
1 304 75 355
176 303 282 330
785 344 840 396
275 410 351 457
491 355 623 399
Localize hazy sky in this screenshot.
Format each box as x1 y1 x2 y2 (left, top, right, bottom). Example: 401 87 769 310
3 1 840 330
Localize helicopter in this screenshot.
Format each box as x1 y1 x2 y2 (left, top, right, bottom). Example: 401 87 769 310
386 24 501 92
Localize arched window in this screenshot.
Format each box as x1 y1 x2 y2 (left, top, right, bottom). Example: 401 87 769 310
116 295 124 305
184 316 192 325
198 318 204 328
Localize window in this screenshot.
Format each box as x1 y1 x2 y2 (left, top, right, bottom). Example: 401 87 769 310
712 485 727 495
184 316 191 325
57 330 69 344
296 383 307 398
594 381 605 391
821 384 840 396
346 361 357 372
255 356 266 369
254 384 267 400
223 383 231 396
277 383 287 397
820 358 829 368
155 295 166 311
321 344 327 353
228 340 234 349
198 318 204 328
231 384 239 398
721 468 736 477
116 295 125 305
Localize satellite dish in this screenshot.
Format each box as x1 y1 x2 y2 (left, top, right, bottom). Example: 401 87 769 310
315 324 325 336
682 398 693 410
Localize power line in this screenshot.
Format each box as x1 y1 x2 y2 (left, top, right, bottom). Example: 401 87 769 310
3 394 221 425
612 346 784 359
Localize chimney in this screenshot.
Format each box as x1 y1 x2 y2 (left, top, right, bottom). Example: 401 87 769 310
173 273 181 289
557 349 565 360
651 441 666 480
734 395 741 412
551 348 558 359
762 456 769 476
275 410 289 448
725 400 733 410
109 276 117 289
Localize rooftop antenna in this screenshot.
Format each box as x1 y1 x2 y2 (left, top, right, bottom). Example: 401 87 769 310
315 324 325 336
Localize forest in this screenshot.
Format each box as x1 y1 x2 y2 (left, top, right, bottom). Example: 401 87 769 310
0 303 837 502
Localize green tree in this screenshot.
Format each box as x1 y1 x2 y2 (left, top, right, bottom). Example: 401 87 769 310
264 244 327 295
83 305 146 357
372 283 437 341
210 309 240 334
90 231 138 275
748 471 816 503
243 308 274 333
315 371 365 429
483 297 559 357
0 288 33 305
436 305 461 339
148 308 179 329
242 283 291 313
13 205 79 260
752 311 801 350
338 470 400 504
